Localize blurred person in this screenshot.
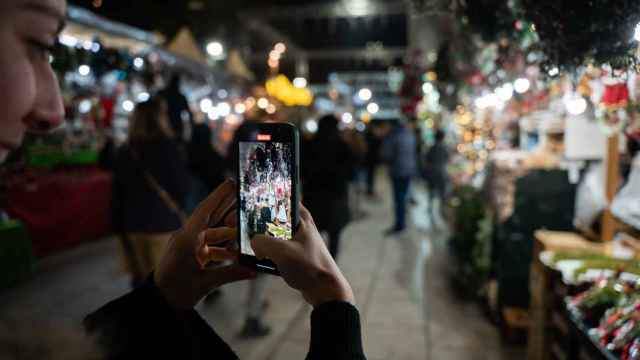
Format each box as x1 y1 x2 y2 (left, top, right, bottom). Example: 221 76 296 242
97 130 116 171
344 128 369 219
381 118 417 235
112 98 190 288
423 129 449 220
303 115 354 259
364 125 383 197
158 74 193 142
186 120 226 213
0 1 366 359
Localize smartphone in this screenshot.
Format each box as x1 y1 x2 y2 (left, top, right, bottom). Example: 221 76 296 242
236 123 299 275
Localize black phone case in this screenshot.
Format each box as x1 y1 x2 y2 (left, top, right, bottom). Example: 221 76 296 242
236 122 300 276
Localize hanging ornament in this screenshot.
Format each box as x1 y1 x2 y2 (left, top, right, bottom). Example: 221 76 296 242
596 72 629 136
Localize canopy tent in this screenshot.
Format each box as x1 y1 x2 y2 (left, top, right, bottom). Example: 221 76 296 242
165 27 208 65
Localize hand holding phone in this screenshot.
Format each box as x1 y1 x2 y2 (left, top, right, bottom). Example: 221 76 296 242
251 205 355 307
154 180 256 310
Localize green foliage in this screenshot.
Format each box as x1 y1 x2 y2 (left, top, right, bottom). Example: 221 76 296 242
449 185 493 295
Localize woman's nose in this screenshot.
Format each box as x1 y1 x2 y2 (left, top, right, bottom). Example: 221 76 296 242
25 67 65 133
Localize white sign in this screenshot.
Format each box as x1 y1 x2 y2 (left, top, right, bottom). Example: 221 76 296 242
565 114 607 160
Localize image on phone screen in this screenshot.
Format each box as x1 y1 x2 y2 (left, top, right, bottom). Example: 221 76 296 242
239 141 293 256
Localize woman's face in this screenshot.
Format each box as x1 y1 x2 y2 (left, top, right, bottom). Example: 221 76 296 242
0 0 66 163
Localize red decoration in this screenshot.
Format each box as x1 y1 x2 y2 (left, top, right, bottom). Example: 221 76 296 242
601 83 629 109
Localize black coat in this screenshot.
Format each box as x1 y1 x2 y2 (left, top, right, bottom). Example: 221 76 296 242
188 124 226 192
112 139 189 233
85 277 366 360
302 136 353 233
158 88 193 140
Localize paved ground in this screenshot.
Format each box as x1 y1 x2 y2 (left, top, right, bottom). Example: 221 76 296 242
0 176 525 359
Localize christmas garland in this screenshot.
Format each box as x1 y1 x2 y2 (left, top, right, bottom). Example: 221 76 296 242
519 0 640 71
413 0 640 71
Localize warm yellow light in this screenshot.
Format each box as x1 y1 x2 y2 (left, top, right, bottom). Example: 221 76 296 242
463 131 473 142
266 104 277 114
257 98 269 109
265 74 314 107
274 42 286 53
269 50 281 61
426 71 438 82
245 97 256 109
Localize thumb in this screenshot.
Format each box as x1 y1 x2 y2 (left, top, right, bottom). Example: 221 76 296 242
251 235 292 263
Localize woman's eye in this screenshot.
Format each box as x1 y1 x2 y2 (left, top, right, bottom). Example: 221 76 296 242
28 40 55 61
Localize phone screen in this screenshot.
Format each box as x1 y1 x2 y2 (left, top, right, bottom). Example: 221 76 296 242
238 140 293 256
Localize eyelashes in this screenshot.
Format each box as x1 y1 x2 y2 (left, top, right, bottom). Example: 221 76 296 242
27 39 55 61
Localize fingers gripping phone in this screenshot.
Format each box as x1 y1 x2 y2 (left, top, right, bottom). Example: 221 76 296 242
236 123 300 275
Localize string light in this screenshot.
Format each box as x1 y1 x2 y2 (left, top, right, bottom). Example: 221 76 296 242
234 103 246 114
78 65 91 76
293 77 308 88
274 43 287 53
257 98 269 109
366 102 379 114
305 119 318 133
564 94 587 115
200 98 213 113
206 41 224 57
358 88 372 101
514 78 530 94
78 99 92 114
496 83 514 101
122 100 134 112
217 102 231 117
137 92 150 102
422 82 434 94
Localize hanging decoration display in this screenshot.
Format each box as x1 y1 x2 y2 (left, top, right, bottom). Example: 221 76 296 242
596 74 630 136
265 75 313 107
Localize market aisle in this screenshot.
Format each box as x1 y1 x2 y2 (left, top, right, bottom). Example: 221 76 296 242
0 174 524 359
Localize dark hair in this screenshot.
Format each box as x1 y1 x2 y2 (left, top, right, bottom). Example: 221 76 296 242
167 75 181 91
317 114 339 137
435 129 445 142
128 97 172 143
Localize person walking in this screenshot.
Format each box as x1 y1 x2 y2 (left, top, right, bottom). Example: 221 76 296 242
382 118 418 235
112 98 190 288
158 75 193 142
186 121 226 213
303 115 354 259
364 125 383 197
423 129 449 221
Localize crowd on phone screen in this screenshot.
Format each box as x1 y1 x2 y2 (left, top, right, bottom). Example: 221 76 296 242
239 142 293 244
